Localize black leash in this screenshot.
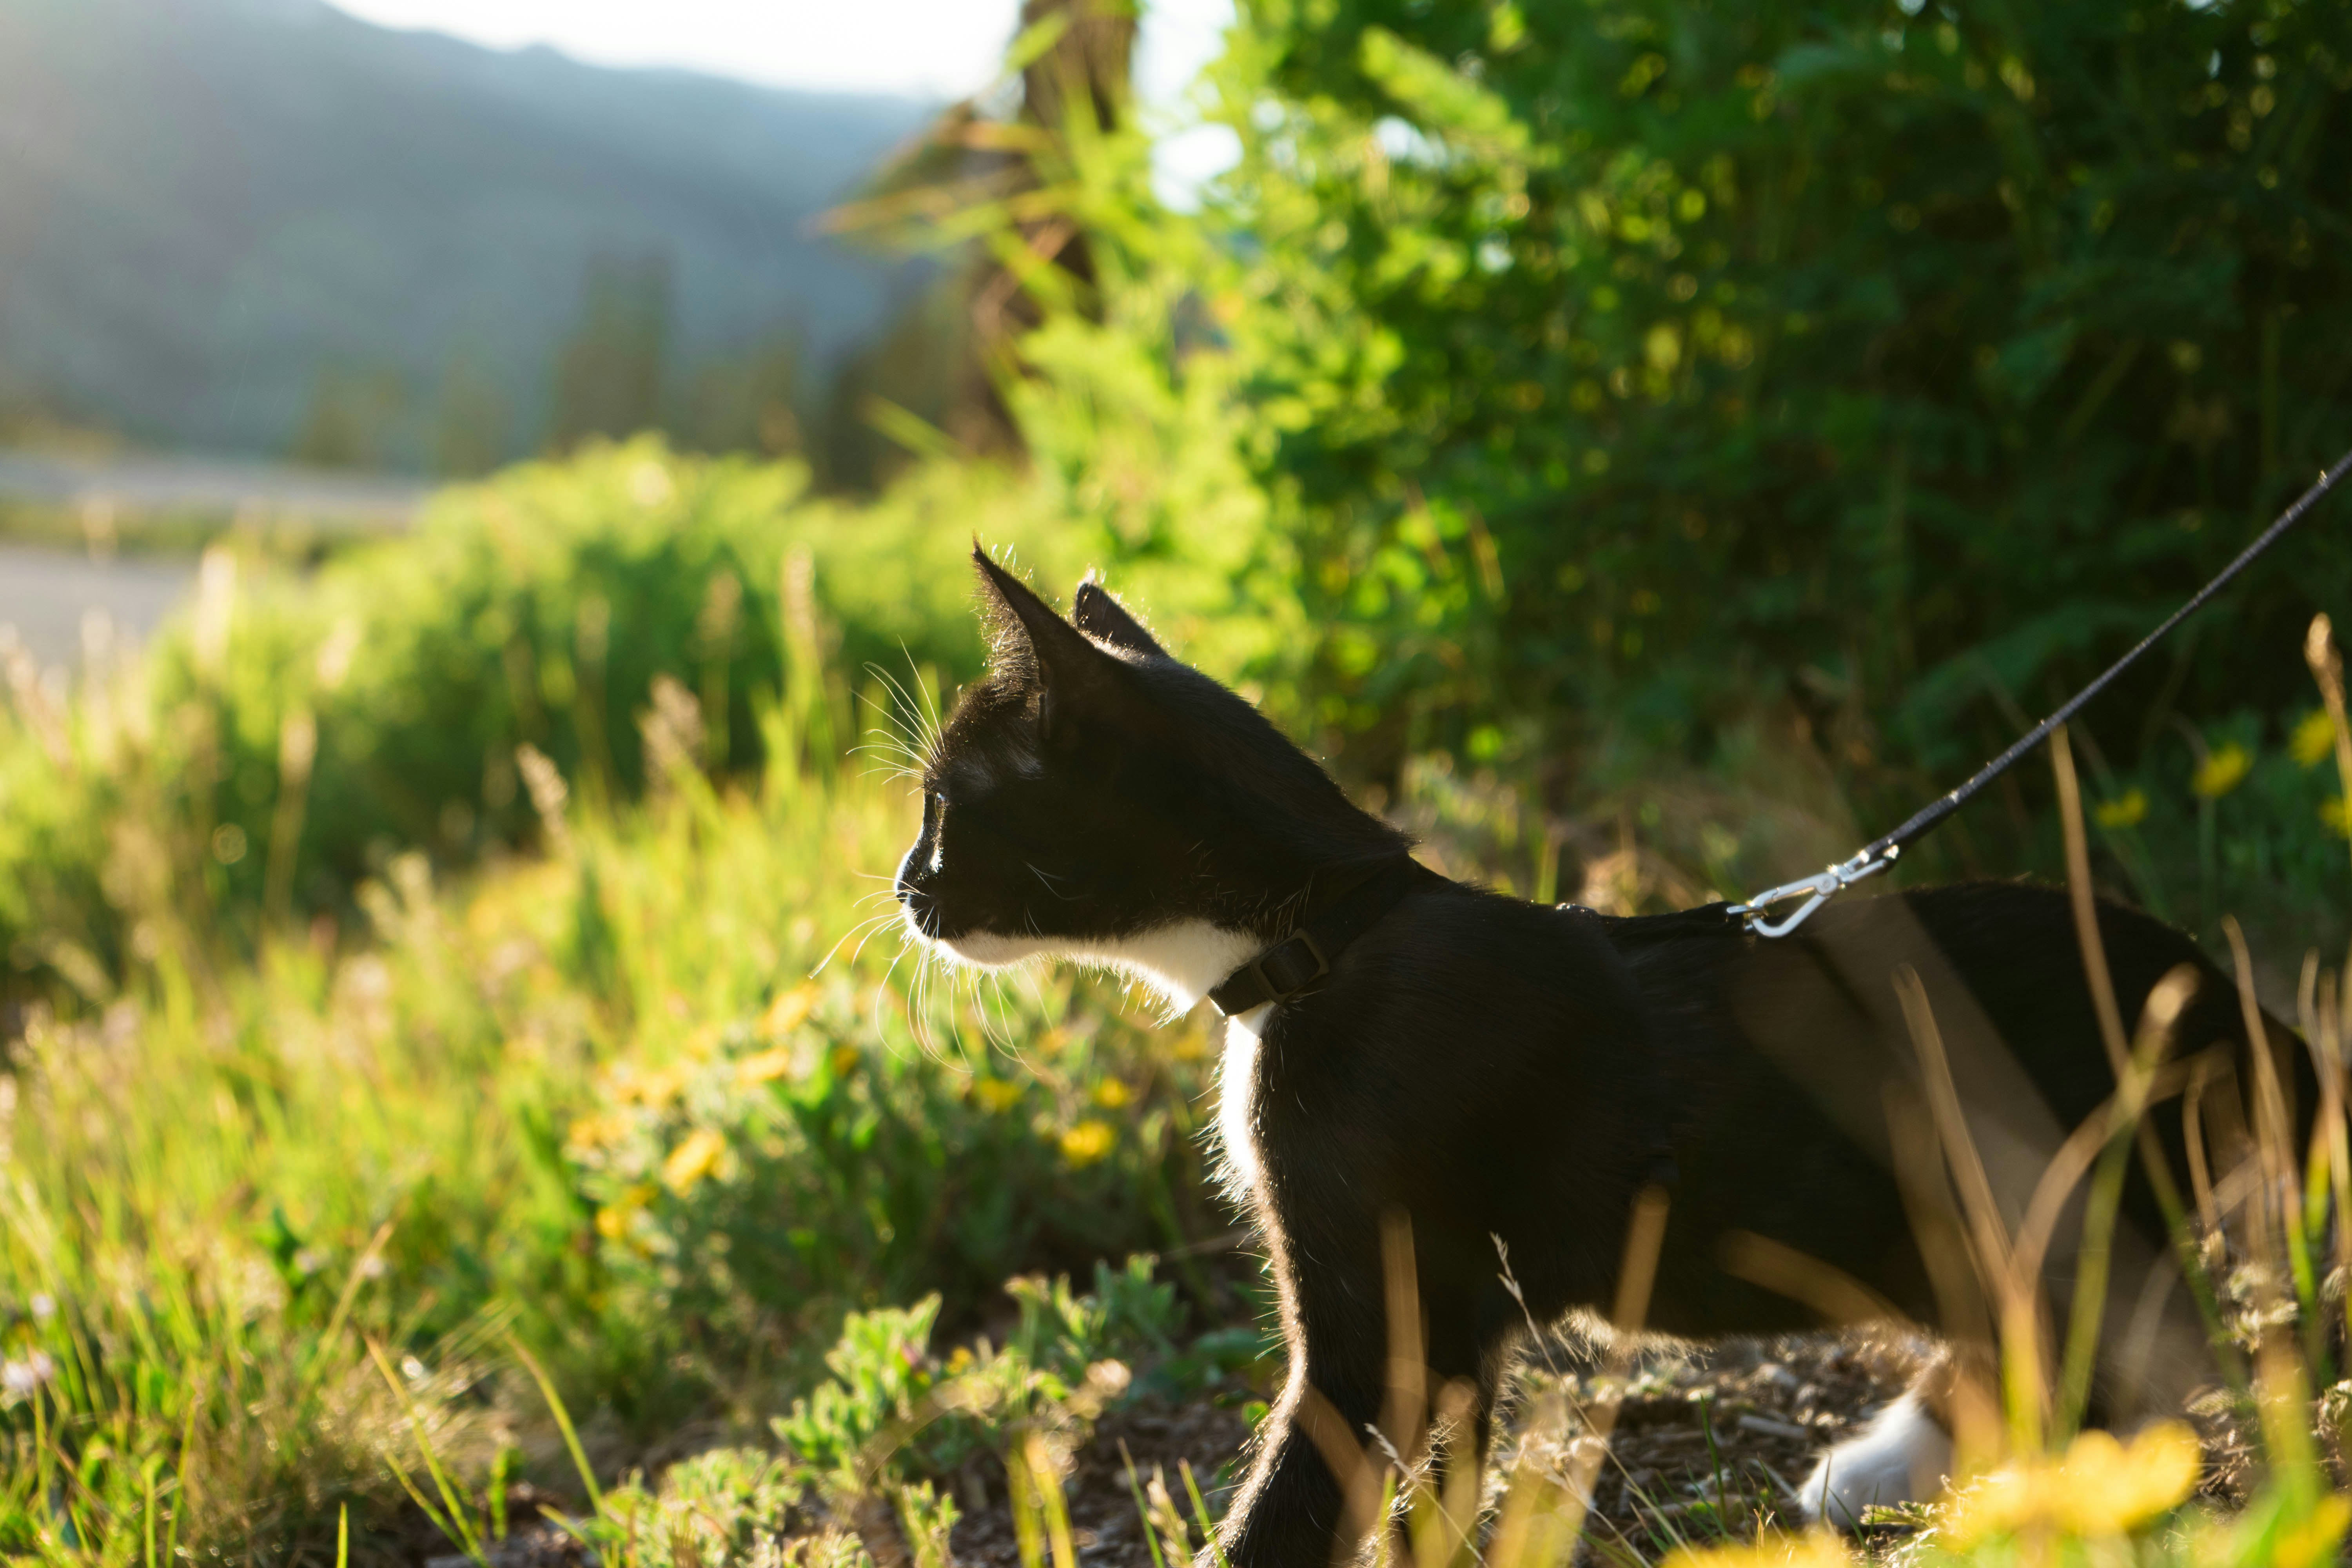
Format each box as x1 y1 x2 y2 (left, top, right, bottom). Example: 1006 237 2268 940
1730 447 2352 938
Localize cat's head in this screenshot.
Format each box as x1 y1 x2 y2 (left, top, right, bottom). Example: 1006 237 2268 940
893 548 1405 1009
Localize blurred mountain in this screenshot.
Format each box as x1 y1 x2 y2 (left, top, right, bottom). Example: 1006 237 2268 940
0 0 935 470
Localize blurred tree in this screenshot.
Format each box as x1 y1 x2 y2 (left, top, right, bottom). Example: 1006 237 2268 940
290 362 407 469
432 353 514 477
677 332 807 459
824 0 1139 461
550 254 674 450
809 285 978 492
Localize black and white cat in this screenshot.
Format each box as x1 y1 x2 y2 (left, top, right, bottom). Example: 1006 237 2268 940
896 549 2270 1566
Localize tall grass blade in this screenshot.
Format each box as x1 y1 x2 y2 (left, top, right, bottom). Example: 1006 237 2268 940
1179 1460 1232 1568
503 1329 604 1514
1117 1443 1168 1568
366 1338 487 1565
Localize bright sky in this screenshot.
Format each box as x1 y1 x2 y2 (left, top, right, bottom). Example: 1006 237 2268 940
321 0 1235 107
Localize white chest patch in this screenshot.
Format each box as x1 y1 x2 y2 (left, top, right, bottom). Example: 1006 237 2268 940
1216 1004 1272 1195
938 918 1261 1018
930 916 1271 1189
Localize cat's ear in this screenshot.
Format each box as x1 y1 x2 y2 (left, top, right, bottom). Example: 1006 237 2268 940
1071 575 1165 658
972 546 1120 738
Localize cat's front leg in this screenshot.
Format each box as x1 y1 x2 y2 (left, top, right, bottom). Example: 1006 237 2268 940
1217 1265 1388 1568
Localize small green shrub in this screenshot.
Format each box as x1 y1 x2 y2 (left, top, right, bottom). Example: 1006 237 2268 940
771 1254 1203 1493
587 1448 822 1568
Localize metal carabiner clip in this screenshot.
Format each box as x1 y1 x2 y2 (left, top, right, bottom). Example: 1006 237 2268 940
1726 844 1901 938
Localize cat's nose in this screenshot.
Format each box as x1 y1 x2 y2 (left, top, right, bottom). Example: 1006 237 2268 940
895 844 942 935
898 882 941 937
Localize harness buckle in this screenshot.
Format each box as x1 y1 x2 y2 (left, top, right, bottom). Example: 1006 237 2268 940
1247 931 1330 1002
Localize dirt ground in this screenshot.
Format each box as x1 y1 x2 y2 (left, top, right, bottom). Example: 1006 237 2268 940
942 1331 1929 1568
429 1324 2271 1567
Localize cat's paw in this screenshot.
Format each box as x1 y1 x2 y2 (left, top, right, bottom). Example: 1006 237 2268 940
1798 1390 1953 1530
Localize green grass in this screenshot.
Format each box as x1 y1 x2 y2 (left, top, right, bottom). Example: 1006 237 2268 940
0 659 1236 1559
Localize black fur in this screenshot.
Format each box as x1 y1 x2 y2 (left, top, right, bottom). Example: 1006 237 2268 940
897 552 2289 1568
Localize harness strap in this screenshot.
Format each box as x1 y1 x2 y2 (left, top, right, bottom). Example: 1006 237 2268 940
1209 868 1686 1190
1207 857 1433 1016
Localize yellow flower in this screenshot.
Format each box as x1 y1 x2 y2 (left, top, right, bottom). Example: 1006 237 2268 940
2293 709 2339 768
1060 1120 1117 1167
761 983 818 1038
595 1182 655 1238
661 1127 728 1195
2191 741 2252 799
736 1045 797 1085
972 1079 1025 1113
1091 1078 1133 1109
1659 1530 1853 1568
2094 788 2148 829
945 1346 976 1374
608 1061 692 1107
566 1112 625 1151
2325 797 2352 840
1941 1421 2200 1543
828 1044 861 1079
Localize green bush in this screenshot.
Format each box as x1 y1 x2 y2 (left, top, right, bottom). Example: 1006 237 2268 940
0 438 1088 999
1202 0 2352 746
967 0 2352 938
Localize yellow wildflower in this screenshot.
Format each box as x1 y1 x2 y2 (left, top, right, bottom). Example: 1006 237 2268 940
2324 797 2352 840
1060 1120 1117 1167
736 1046 797 1085
595 1183 655 1239
661 1127 728 1195
566 1112 631 1151
2094 788 2148 829
1091 1078 1133 1109
1659 1530 1853 1568
829 1044 861 1078
607 1061 693 1107
1941 1421 2200 1543
973 1079 1025 1113
2191 741 2252 799
945 1346 975 1374
2292 709 2339 768
762 983 818 1038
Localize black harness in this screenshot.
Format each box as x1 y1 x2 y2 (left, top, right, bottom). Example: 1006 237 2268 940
1207 856 1688 1187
